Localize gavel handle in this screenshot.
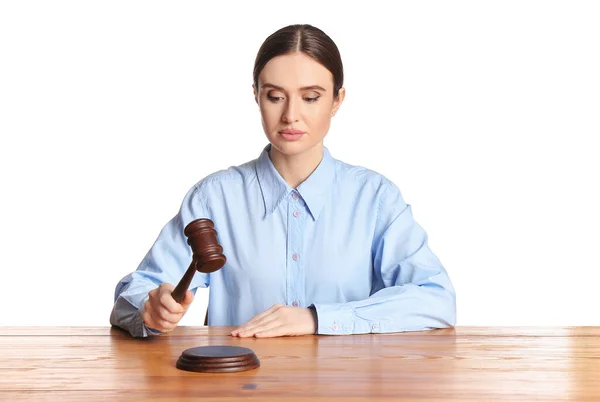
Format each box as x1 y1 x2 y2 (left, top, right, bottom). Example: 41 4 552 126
172 261 197 304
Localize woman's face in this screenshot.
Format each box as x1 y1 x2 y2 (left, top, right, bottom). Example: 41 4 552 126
253 52 345 157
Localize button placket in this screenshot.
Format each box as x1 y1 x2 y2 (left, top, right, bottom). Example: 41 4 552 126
287 191 305 307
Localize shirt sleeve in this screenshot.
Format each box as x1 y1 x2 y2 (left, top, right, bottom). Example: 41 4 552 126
312 179 457 335
109 184 211 337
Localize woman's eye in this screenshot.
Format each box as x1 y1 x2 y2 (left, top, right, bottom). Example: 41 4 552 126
266 95 321 103
267 94 283 102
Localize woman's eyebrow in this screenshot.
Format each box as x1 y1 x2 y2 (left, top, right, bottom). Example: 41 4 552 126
261 83 327 92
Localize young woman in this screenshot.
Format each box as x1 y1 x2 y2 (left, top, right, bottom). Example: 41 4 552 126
110 24 456 338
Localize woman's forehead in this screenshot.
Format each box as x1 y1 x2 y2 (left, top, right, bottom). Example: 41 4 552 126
258 66 333 91
259 54 333 91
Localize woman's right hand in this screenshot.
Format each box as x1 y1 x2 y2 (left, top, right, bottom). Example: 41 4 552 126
141 283 194 333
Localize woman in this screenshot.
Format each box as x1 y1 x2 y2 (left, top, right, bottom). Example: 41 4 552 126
110 24 456 338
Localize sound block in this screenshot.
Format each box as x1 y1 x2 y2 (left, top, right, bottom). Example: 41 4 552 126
176 345 260 373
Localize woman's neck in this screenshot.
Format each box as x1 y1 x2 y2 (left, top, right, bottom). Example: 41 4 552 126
268 142 324 189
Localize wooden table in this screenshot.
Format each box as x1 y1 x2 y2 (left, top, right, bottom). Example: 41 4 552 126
1 326 598 401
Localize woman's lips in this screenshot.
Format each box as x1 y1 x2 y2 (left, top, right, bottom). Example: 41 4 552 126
279 132 305 141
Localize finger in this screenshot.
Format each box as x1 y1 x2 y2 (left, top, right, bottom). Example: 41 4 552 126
231 325 244 336
155 283 187 313
254 324 288 338
149 291 185 324
159 283 176 292
232 313 276 336
159 291 186 314
155 305 183 324
180 290 195 309
147 308 175 333
246 304 282 326
237 316 281 338
231 304 282 335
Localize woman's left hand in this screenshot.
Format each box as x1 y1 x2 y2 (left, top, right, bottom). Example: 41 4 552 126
231 304 317 338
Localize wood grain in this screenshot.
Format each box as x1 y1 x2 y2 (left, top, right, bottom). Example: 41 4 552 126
1 326 599 401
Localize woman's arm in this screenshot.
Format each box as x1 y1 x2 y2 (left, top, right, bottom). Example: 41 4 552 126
109 185 210 337
312 180 456 335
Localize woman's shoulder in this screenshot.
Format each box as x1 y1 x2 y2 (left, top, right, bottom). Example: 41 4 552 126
334 157 397 194
190 157 256 194
333 157 406 214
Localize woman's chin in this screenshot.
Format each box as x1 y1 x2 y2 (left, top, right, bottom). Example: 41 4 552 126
270 141 324 159
270 136 304 150
271 142 303 155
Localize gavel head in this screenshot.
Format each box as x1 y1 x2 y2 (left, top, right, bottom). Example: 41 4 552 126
184 218 227 274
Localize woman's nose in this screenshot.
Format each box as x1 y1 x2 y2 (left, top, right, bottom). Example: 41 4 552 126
282 98 298 122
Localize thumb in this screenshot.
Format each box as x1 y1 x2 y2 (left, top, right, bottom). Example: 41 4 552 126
180 289 194 309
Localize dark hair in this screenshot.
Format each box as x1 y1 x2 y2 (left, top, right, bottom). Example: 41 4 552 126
253 24 344 98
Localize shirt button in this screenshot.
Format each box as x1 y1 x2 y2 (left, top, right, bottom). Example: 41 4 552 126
371 324 379 331
292 193 299 200
293 210 300 218
292 300 299 307
292 253 300 261
332 324 339 331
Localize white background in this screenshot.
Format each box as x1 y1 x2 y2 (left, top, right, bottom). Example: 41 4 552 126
1 1 598 327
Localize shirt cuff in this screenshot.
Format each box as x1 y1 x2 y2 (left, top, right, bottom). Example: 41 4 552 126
311 303 380 335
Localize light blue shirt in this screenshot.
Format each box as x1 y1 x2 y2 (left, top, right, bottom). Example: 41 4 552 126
110 144 456 337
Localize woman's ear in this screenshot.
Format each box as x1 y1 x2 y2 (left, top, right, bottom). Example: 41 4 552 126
253 84 259 105
332 87 346 116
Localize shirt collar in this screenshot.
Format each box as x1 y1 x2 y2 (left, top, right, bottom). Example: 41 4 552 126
255 143 336 221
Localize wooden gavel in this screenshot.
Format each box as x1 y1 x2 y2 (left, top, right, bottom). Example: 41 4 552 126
171 218 260 374
171 218 226 303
